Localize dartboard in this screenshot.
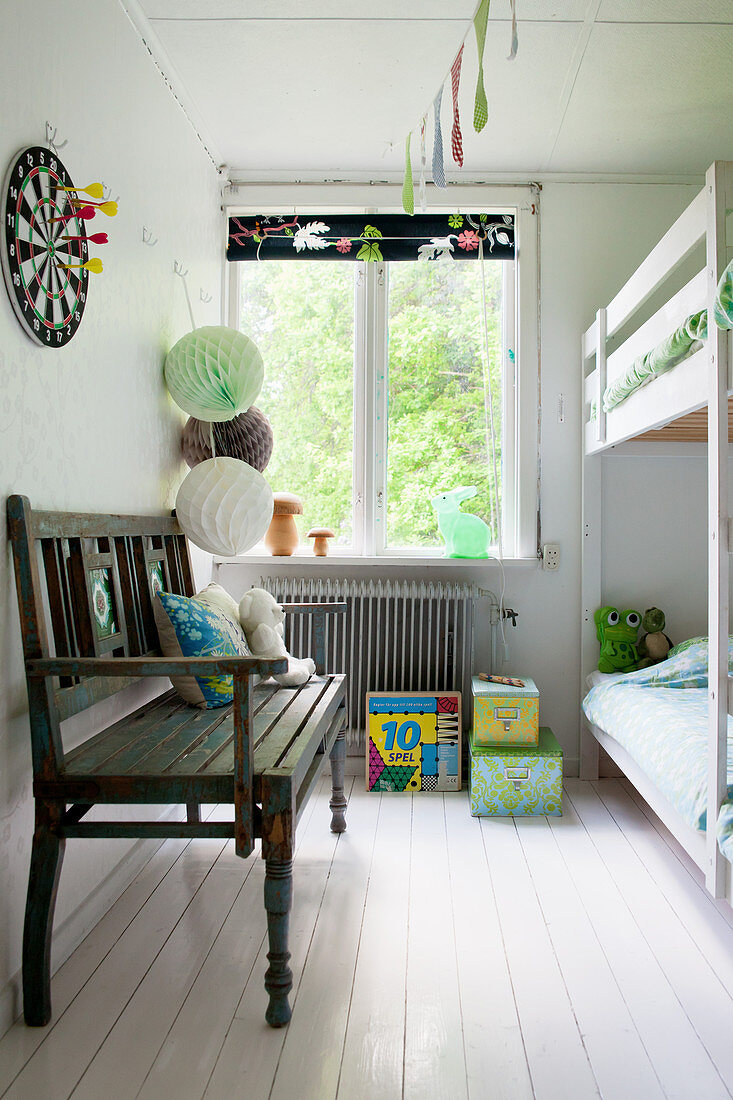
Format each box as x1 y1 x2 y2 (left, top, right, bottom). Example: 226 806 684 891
1 146 88 347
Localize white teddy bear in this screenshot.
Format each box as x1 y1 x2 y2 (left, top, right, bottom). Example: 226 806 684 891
238 587 316 687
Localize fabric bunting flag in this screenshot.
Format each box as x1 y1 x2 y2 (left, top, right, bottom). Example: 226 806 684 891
419 116 427 212
507 0 518 59
473 0 490 132
450 46 464 166
432 87 446 187
402 132 415 215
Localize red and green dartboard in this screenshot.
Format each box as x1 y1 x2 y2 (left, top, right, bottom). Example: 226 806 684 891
1 146 89 347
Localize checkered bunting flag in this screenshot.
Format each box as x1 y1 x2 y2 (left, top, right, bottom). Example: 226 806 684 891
473 0 490 132
432 87 446 187
450 45 464 167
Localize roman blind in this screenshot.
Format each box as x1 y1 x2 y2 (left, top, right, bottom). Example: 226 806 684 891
227 212 514 262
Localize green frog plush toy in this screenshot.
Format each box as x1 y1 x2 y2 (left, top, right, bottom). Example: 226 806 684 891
594 606 642 673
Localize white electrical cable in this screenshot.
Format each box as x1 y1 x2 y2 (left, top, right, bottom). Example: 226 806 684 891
478 236 508 655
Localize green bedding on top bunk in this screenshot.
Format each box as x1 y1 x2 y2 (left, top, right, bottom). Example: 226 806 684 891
601 258 733 414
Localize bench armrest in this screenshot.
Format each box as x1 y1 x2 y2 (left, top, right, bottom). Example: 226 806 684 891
280 602 347 675
26 656 288 679
280 602 347 615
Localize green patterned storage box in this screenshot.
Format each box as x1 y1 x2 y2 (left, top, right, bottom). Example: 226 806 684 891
471 675 539 747
469 726 563 817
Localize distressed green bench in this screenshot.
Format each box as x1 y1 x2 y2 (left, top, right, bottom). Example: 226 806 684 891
7 495 347 1029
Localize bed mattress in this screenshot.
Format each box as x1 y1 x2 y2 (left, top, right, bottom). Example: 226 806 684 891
583 638 733 861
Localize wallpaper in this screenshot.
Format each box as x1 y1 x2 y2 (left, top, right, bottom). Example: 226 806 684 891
0 0 221 1028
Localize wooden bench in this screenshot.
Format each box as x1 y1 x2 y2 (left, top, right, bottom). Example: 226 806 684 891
7 495 348 1029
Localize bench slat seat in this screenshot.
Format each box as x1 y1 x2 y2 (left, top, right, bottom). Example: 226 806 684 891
56 675 346 805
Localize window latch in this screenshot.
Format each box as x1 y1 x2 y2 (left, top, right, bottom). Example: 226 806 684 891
376 490 384 509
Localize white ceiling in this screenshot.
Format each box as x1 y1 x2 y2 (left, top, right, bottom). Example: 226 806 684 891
139 0 733 179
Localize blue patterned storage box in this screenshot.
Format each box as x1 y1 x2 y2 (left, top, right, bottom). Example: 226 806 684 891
470 726 563 817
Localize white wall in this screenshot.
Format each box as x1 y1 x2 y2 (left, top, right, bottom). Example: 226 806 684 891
601 453 733 644
0 0 221 1034
526 180 699 762
218 179 701 775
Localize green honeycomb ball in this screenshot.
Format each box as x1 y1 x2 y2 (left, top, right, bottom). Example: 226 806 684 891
165 326 264 422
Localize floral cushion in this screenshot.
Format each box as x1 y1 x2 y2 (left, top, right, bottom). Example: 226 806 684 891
154 583 252 708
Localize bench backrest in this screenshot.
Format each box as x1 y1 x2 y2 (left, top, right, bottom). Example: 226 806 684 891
8 495 195 723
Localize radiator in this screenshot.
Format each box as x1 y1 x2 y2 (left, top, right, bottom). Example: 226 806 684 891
260 577 478 748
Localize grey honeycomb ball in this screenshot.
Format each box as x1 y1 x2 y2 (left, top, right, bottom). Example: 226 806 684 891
182 407 274 472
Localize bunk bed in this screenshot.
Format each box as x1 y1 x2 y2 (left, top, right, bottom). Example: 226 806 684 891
581 161 733 901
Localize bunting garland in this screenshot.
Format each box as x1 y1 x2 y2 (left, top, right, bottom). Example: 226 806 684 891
450 46 464 168
396 0 519 212
419 115 428 213
402 133 414 215
508 0 519 59
432 88 446 188
473 0 490 133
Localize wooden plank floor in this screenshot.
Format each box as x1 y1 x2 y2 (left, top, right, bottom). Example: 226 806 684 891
2 777 733 1099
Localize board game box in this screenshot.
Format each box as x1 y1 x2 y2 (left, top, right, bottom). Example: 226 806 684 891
366 691 462 792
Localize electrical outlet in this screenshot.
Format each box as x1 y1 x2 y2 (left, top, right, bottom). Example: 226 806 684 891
542 543 560 571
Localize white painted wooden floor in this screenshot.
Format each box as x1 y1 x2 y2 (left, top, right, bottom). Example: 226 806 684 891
2 776 733 1099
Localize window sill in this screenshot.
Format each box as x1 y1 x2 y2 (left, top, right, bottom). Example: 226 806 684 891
214 552 539 569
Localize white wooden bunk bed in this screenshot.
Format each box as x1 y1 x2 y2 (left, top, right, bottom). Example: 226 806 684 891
581 161 733 901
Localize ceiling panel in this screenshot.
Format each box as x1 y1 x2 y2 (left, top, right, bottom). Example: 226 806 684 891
440 22 583 175
598 0 733 22
145 0 587 22
151 17 580 173
550 24 733 174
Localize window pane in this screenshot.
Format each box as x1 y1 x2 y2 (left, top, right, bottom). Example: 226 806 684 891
385 261 504 550
239 262 355 546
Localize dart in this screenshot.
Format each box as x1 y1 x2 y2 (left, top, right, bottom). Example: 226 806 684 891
57 257 104 274
69 198 118 217
56 182 104 199
48 205 96 224
61 232 109 245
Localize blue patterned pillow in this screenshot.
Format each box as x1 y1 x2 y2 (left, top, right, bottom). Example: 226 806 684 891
154 586 252 708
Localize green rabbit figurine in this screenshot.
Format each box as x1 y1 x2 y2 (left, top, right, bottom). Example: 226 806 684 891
431 486 492 558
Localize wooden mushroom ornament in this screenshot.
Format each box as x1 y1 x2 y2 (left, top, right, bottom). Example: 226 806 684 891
307 527 335 556
265 492 304 556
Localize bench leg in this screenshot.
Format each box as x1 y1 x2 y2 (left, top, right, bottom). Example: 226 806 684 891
186 802 201 823
23 802 65 1026
329 724 348 833
264 858 293 1027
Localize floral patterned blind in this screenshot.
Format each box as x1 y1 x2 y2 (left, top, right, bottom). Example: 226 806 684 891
227 212 514 262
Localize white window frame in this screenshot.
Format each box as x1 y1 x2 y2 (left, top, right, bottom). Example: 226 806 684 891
225 183 539 561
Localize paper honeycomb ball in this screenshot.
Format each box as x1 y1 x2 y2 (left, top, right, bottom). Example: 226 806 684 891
175 457 273 556
164 326 264 422
182 407 274 472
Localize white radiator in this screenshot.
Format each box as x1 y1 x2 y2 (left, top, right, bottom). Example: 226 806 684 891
260 577 478 747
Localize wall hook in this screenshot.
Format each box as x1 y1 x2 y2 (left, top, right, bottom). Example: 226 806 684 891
142 226 158 247
199 288 213 304
101 183 119 203
45 122 68 155
173 260 189 278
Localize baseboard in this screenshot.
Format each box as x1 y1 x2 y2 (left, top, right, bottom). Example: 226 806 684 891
0 805 183 1040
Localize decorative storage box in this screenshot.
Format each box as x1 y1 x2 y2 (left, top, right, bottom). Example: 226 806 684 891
366 691 461 792
469 727 563 817
471 675 539 747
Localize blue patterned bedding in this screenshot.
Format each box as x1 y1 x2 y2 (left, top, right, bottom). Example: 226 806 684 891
582 637 733 861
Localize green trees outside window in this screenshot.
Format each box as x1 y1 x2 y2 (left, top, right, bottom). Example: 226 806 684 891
239 259 504 552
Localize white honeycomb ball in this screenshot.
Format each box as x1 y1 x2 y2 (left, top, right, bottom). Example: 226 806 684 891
175 457 273 556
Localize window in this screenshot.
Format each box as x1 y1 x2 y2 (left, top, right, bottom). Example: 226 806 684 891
228 188 538 560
